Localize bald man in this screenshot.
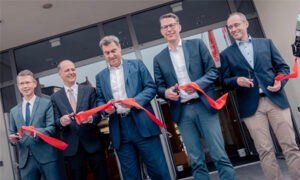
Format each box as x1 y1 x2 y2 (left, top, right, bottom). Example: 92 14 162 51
51 60 108 180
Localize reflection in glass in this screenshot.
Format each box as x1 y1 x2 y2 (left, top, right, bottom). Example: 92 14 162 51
0 52 13 83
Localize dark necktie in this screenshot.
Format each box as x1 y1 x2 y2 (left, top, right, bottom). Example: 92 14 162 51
26 102 31 126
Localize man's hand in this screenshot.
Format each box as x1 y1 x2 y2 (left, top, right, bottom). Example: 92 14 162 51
81 115 93 124
9 133 22 144
23 130 34 137
237 77 254 88
60 114 73 126
120 102 133 109
184 85 196 95
267 80 281 92
165 84 180 101
105 100 116 115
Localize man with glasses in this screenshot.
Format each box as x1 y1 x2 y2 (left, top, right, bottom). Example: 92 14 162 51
220 12 300 180
9 70 60 180
153 13 236 180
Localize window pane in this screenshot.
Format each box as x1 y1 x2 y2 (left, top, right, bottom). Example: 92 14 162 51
132 6 171 44
15 26 101 74
103 18 133 49
132 0 231 44
178 0 230 32
248 18 264 38
0 52 12 83
234 0 256 15
1 85 17 113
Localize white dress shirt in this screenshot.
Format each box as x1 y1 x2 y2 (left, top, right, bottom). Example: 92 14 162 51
236 36 263 93
109 60 130 114
64 83 78 102
22 95 36 121
169 40 199 103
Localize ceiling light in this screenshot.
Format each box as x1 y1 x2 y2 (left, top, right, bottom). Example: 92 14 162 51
170 2 183 13
42 3 53 9
49 38 61 47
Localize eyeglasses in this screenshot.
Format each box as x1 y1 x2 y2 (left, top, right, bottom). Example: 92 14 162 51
161 23 178 30
18 81 34 86
227 22 242 30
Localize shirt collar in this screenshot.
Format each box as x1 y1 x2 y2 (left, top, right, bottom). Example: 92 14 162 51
168 39 182 51
64 83 78 93
23 95 36 105
108 59 123 70
236 35 252 46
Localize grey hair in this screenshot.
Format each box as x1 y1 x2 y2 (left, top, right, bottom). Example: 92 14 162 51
99 35 120 48
159 13 180 24
228 12 247 22
17 69 36 82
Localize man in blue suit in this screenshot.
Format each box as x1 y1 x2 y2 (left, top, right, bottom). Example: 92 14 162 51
220 12 300 180
51 60 108 180
96 35 170 180
9 70 60 180
154 13 235 180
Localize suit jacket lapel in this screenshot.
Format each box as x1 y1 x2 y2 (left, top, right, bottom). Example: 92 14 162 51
233 43 253 70
122 60 132 97
103 68 114 100
17 103 25 126
252 38 258 69
182 40 190 73
30 97 40 125
60 89 74 114
76 85 84 112
163 48 178 83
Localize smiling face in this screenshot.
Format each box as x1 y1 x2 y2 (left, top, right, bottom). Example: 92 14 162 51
17 75 37 100
227 14 249 41
160 17 181 44
59 60 76 87
102 42 122 68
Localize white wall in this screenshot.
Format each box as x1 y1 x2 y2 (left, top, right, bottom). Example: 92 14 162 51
0 97 14 180
254 0 300 131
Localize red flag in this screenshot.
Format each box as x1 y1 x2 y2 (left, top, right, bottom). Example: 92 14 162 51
208 30 220 63
275 58 298 81
178 82 228 110
19 126 68 150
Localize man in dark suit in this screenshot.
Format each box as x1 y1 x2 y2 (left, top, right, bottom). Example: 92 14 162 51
9 70 60 180
51 60 108 180
220 12 300 180
96 35 170 180
153 13 235 180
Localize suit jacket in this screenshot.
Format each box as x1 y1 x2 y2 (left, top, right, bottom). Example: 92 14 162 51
9 97 58 168
95 59 161 149
51 85 103 156
154 39 219 123
220 38 290 118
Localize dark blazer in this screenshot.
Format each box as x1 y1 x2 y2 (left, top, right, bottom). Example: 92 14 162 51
95 59 161 149
51 85 103 156
154 39 219 123
220 38 290 118
10 97 58 168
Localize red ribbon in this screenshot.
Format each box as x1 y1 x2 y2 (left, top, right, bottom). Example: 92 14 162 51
75 99 166 128
19 126 68 150
275 58 298 81
178 82 228 110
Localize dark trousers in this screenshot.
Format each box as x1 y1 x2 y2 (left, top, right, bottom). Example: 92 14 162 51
116 115 170 180
66 143 108 180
